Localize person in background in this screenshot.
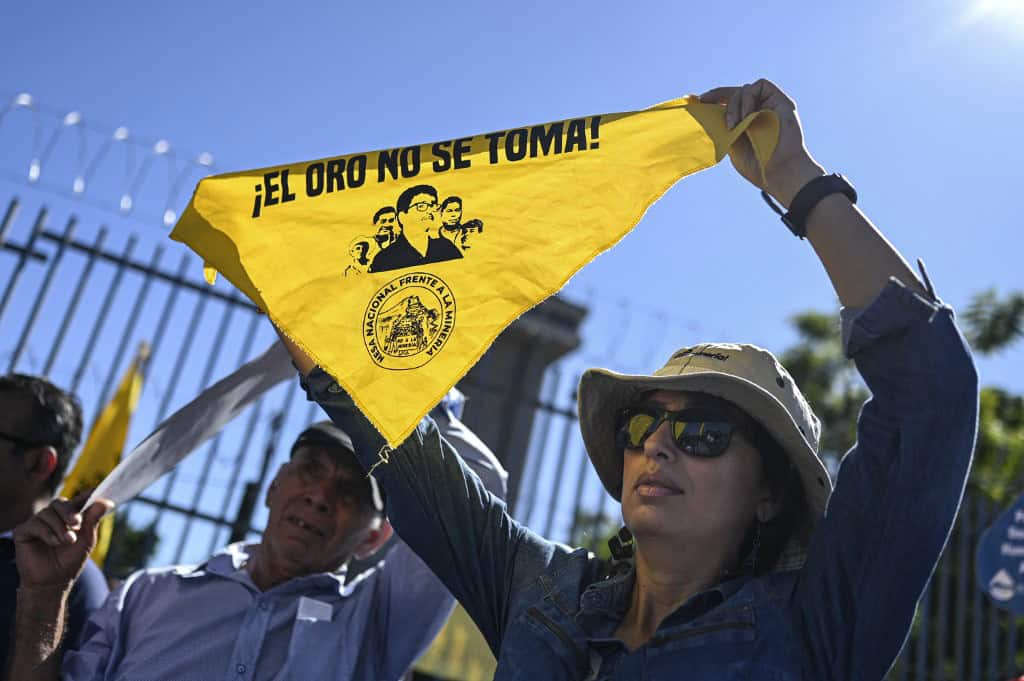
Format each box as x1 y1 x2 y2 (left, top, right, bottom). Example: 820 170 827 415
4 388 506 681
0 374 107 672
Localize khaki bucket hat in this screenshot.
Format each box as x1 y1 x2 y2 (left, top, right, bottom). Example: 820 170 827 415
577 343 833 571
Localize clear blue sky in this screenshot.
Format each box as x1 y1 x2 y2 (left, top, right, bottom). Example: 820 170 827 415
2 0 1023 561
5 0 1020 388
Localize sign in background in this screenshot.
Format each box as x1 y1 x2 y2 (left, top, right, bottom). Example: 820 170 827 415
976 491 1024 614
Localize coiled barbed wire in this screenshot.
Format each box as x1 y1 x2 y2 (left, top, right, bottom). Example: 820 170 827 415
0 91 216 228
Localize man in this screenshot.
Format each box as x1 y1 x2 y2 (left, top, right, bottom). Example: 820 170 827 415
371 185 462 272
436 196 468 259
0 375 107 672
344 235 377 277
371 206 398 251
4 390 506 681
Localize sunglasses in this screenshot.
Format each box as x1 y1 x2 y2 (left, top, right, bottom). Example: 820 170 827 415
616 407 738 458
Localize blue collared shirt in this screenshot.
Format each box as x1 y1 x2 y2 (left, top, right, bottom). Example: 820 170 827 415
63 405 507 681
306 277 979 680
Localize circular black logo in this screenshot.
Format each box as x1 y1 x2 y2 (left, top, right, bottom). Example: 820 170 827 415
363 273 457 370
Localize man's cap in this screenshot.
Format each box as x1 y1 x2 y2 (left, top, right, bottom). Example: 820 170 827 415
577 342 833 572
291 421 384 513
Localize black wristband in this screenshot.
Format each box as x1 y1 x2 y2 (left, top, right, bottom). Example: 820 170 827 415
761 173 857 239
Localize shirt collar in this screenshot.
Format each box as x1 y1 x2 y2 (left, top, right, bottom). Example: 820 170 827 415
182 542 357 597
578 564 752 637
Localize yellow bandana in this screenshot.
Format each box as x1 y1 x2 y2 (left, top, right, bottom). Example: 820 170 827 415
170 96 777 445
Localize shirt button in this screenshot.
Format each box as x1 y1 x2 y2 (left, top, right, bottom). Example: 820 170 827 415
236 663 246 673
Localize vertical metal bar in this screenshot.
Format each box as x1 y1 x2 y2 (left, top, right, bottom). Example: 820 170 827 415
496 344 536 511
203 319 293 555
70 236 139 393
513 368 561 519
987 521 1001 681
970 497 985 681
1005 612 1018 679
915 580 931 681
9 216 76 371
93 248 181 420
115 251 195 528
90 246 176 421
0 205 47 330
227 410 285 545
43 227 108 376
171 298 256 561
144 272 214 503
0 197 20 246
540 410 579 540
207 397 266 555
932 534 952 679
987 606 1001 681
955 496 970 681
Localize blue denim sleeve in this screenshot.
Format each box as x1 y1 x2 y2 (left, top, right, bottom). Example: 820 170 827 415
303 373 568 656
374 406 507 678
795 277 979 680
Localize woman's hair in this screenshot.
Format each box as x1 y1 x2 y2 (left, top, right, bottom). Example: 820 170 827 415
738 419 803 575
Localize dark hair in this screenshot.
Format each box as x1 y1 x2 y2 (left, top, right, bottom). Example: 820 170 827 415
741 421 803 575
395 184 438 215
440 196 462 211
0 374 83 496
373 206 396 224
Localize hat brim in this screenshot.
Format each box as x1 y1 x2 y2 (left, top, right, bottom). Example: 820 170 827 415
577 367 832 549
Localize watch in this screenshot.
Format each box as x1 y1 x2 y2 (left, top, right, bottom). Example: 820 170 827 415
761 173 857 239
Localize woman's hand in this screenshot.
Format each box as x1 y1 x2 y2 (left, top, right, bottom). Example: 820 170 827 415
700 79 825 208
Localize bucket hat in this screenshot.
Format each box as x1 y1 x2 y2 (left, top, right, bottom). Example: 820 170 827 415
578 343 833 570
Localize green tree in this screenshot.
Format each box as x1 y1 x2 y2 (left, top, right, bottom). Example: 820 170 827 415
102 513 160 581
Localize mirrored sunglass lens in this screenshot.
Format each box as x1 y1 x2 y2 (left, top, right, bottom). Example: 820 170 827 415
673 421 733 457
625 412 656 447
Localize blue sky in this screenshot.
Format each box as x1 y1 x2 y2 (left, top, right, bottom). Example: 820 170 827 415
5 0 1021 387
2 1 1023 561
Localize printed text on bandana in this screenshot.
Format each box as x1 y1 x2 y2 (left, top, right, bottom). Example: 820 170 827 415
251 117 601 218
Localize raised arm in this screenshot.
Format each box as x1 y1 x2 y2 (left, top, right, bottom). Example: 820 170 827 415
700 79 928 307
273 324 568 655
705 79 978 678
3 497 110 681
372 395 509 680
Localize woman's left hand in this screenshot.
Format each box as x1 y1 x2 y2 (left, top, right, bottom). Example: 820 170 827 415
700 79 825 208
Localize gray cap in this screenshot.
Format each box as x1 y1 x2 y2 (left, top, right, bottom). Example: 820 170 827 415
290 421 384 513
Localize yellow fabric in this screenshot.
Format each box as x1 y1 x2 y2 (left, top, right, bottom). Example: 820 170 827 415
60 346 146 566
413 604 495 681
170 97 777 445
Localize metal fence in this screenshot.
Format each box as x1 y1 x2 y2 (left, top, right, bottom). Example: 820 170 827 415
2 97 1022 678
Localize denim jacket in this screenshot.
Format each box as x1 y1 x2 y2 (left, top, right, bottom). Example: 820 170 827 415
304 278 978 680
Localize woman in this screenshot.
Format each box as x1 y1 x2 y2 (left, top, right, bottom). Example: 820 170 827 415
284 80 978 679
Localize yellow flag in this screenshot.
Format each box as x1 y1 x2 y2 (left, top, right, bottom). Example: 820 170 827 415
170 97 777 445
60 343 148 566
414 604 496 681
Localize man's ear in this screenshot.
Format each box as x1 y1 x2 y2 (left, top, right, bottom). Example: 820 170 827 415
28 445 58 483
353 518 394 560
